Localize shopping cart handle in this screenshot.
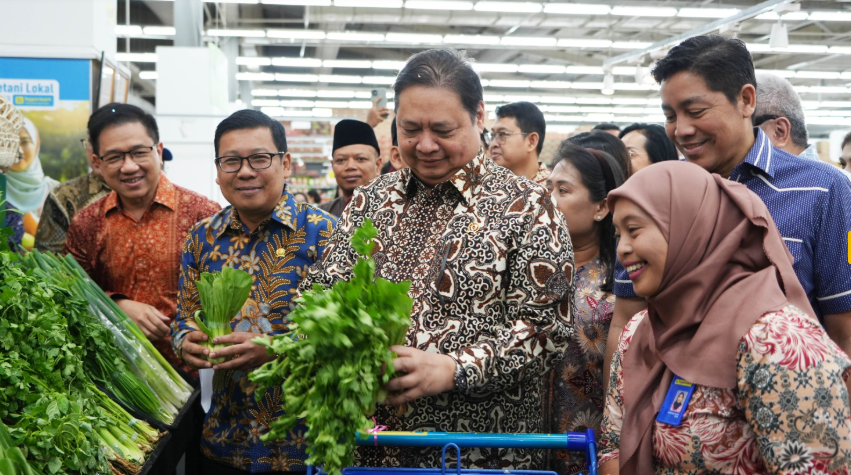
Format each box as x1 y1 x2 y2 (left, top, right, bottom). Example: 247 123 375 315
355 430 591 451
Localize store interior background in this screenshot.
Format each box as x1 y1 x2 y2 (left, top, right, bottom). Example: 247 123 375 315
1 0 850 207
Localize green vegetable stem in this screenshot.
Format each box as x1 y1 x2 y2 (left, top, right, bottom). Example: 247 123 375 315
250 219 413 475
193 266 254 365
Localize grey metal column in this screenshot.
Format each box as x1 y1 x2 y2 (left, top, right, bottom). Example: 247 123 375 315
174 0 203 47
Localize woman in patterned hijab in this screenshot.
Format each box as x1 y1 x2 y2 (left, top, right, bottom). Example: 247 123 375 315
598 161 851 474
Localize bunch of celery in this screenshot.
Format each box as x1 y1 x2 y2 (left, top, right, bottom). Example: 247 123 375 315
250 220 413 475
193 266 254 364
18 251 194 424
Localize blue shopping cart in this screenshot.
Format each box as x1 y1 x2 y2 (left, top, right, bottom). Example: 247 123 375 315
309 430 597 475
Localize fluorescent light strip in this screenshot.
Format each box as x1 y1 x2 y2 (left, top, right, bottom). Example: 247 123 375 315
405 0 473 10
474 1 541 12
272 57 323 67
266 29 326 39
501 36 557 47
323 59 372 68
543 3 609 15
261 0 332 5
808 11 851 22
139 71 158 80
474 63 519 73
144 26 176 35
237 57 273 66
385 33 443 43
207 29 265 37
558 39 612 48
334 0 403 6
611 6 677 17
443 35 500 45
677 8 740 18
116 25 143 36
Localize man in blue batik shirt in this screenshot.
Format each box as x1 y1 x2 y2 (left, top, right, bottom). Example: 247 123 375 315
604 35 851 386
172 110 336 474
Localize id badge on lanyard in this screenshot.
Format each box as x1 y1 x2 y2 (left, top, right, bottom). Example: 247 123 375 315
656 375 695 426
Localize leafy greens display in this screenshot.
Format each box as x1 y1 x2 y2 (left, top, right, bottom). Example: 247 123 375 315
251 219 412 475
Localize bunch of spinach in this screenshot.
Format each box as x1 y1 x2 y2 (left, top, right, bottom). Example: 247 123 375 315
250 219 412 475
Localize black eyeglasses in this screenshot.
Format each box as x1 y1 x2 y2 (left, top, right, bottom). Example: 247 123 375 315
753 114 780 127
215 152 285 173
99 145 157 170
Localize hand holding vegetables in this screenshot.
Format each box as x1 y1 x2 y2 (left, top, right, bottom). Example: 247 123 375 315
384 346 457 405
116 299 171 341
192 266 254 365
208 332 277 371
181 331 211 369
250 219 413 475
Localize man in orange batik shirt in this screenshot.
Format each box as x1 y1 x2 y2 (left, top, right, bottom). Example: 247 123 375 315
65 103 220 374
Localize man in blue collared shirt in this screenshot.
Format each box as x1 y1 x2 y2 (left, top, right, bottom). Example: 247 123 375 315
605 35 851 382
172 110 337 474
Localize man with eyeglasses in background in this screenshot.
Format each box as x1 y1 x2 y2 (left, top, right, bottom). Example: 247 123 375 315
173 109 336 474
35 135 111 253
64 103 220 374
488 101 549 184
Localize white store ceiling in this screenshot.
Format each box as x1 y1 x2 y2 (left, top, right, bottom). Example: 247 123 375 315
120 0 851 136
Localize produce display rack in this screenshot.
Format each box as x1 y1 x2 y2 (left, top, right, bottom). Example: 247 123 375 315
138 388 204 475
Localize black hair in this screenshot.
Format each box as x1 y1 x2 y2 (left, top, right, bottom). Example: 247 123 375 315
551 142 626 292
841 131 851 168
568 130 633 177
214 109 288 157
592 123 620 133
306 189 321 204
651 35 756 106
495 101 546 156
88 102 159 156
619 123 679 164
393 49 483 122
390 119 398 147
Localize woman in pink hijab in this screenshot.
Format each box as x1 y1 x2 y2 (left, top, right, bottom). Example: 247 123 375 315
598 161 851 474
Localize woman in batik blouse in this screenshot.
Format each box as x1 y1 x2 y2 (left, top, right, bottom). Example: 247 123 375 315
600 161 851 475
544 142 625 474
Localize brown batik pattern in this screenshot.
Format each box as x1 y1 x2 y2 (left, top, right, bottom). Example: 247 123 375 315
302 151 575 470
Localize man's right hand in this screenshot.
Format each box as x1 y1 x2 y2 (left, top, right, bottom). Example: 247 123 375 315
181 331 212 369
115 299 172 341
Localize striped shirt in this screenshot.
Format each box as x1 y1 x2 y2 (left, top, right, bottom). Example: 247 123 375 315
614 128 851 322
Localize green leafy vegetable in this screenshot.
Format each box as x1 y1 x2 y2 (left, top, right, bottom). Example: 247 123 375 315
18 251 193 425
250 219 412 475
0 250 161 475
193 266 254 364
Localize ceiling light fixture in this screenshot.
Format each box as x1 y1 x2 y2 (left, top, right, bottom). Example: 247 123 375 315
405 0 473 10
677 8 740 18
262 0 332 5
326 32 385 41
610 6 677 17
143 26 176 36
443 35 501 45
333 0 403 6
207 29 266 37
473 1 542 13
266 29 326 39
139 71 158 80
271 57 323 67
543 3 610 15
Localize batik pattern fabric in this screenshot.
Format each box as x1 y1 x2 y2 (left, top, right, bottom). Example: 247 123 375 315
301 151 575 470
599 304 851 474
172 190 336 473
533 161 550 186
35 173 110 253
64 174 220 374
543 256 614 474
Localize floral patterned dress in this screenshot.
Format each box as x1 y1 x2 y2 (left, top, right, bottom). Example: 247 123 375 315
543 256 614 474
599 304 851 474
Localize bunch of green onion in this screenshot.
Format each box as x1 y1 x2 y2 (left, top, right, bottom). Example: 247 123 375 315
0 420 34 475
19 252 194 425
